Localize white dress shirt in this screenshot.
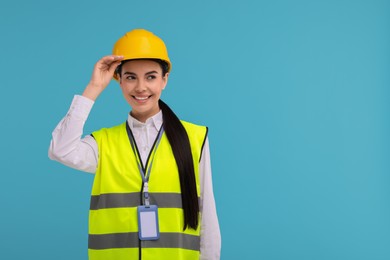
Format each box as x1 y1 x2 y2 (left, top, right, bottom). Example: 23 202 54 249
48 95 221 260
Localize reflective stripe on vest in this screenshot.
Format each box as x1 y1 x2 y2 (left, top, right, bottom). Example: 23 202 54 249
89 120 207 260
90 192 202 209
89 232 200 250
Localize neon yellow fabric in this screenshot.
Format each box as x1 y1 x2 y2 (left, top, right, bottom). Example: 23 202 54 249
89 120 207 260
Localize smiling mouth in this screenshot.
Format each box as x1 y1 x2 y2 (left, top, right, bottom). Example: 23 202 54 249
133 95 151 101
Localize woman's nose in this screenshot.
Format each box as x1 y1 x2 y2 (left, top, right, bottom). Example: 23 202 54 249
135 79 147 92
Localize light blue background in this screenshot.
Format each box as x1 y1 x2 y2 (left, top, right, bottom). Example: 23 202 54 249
1 0 389 259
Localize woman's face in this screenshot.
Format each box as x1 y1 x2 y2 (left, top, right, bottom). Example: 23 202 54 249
119 59 168 122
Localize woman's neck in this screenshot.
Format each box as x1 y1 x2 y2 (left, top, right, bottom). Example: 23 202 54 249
130 108 160 123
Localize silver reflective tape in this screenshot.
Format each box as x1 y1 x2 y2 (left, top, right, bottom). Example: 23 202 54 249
90 193 140 210
150 193 183 208
89 232 139 249
90 192 188 210
143 233 200 251
89 232 200 251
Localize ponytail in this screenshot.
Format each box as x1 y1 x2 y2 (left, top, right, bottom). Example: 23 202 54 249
159 99 199 230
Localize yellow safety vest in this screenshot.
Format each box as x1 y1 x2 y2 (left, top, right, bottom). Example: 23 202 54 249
88 120 207 260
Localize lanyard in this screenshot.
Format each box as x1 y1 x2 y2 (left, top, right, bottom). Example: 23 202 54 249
127 124 164 206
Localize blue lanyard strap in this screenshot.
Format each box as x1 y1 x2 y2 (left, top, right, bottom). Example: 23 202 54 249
126 122 164 205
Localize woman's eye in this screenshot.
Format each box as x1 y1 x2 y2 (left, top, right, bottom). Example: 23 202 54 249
147 75 156 80
126 76 136 80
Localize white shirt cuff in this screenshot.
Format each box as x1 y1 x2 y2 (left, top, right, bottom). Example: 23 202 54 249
68 95 95 121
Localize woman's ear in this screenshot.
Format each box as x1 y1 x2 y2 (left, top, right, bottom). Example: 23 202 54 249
162 73 169 89
117 72 123 85
118 75 123 86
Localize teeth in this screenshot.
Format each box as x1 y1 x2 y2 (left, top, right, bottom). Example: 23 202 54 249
134 96 149 100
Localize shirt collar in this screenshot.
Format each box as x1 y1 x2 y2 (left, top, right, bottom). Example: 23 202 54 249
127 110 163 132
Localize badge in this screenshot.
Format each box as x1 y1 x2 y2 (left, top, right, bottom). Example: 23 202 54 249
137 205 160 240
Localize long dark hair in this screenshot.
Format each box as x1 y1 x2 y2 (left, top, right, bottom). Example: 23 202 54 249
117 59 199 230
159 99 199 230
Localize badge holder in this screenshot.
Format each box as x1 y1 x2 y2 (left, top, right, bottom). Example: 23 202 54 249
137 182 160 240
128 128 164 241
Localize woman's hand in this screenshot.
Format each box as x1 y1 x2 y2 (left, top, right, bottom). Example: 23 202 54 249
82 55 124 101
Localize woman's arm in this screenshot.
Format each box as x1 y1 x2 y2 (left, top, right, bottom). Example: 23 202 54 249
48 95 98 173
48 55 123 172
199 138 221 260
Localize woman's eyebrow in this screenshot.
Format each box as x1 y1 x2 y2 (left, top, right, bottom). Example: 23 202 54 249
145 71 158 75
123 71 136 75
123 71 158 75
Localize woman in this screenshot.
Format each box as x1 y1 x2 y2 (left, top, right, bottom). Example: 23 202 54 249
49 29 221 260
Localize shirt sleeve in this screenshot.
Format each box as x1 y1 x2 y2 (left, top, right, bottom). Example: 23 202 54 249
48 95 98 173
199 137 221 260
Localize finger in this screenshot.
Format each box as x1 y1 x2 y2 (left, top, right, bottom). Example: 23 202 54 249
101 56 123 67
108 60 122 75
105 55 124 62
97 55 122 65
112 55 124 61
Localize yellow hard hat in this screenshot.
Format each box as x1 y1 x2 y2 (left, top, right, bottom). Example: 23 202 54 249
112 29 171 80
